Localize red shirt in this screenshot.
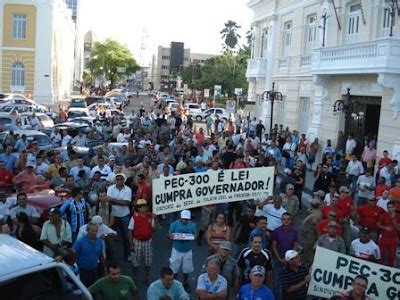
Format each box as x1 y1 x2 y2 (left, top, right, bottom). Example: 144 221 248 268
0 169 13 192
389 187 400 201
375 183 390 198
337 196 353 218
356 205 384 232
378 157 392 169
131 212 154 241
135 181 152 202
321 206 344 221
317 219 342 236
378 212 400 239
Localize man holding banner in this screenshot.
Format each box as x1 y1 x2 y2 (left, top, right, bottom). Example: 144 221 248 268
168 210 196 293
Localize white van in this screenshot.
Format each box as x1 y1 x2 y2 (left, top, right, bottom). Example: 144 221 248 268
0 234 92 299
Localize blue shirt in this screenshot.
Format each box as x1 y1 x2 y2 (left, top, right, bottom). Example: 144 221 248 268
169 220 196 253
14 139 26 152
238 283 275 300
147 279 189 300
196 273 227 294
60 198 87 233
73 235 103 271
248 227 270 249
0 153 18 172
70 166 91 180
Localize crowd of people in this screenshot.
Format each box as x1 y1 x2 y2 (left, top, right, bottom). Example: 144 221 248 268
0 94 399 300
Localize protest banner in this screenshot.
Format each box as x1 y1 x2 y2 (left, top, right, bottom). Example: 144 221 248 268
152 167 274 215
308 246 400 299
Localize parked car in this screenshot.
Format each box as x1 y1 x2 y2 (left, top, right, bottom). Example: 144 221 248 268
184 103 202 116
0 130 52 151
0 93 28 104
0 235 92 299
67 107 90 120
50 122 105 147
0 98 47 111
69 98 87 109
68 116 96 126
194 108 232 122
20 112 54 129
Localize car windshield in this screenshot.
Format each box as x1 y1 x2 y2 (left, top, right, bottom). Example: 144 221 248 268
68 111 87 118
70 99 86 108
0 106 13 113
31 135 51 146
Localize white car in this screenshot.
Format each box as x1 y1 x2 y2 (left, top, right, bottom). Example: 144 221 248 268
0 130 52 151
67 107 90 120
0 93 28 103
194 108 233 122
0 235 92 299
184 103 202 116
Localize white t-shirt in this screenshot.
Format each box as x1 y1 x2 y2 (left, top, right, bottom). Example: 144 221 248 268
376 197 389 212
128 215 155 230
107 184 132 217
91 165 112 180
117 133 126 143
11 204 40 219
350 239 381 261
262 204 287 231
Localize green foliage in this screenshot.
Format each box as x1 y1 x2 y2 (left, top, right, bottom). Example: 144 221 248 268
220 20 241 53
88 39 140 86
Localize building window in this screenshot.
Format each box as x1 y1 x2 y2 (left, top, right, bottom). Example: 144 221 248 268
346 4 361 44
283 22 292 56
260 28 268 58
306 15 317 52
381 7 394 36
11 62 25 88
12 14 26 39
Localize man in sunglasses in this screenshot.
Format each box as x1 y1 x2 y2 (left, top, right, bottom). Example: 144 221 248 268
128 199 155 285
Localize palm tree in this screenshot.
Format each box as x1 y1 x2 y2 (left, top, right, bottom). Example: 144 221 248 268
220 20 241 53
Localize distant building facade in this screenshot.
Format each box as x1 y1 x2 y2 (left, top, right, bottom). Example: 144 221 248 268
246 0 400 161
0 0 75 104
154 42 215 91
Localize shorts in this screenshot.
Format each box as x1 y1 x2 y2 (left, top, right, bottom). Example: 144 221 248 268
132 238 152 267
169 248 194 274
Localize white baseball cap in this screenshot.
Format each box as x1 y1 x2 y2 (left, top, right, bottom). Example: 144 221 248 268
180 210 191 220
285 250 299 262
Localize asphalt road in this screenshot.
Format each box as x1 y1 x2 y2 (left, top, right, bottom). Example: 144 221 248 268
112 94 309 299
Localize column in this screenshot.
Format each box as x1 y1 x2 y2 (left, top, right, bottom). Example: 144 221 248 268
377 73 400 119
307 75 330 141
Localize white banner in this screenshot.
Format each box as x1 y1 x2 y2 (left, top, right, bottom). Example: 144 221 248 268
214 85 222 97
308 246 400 299
152 167 274 215
204 89 210 98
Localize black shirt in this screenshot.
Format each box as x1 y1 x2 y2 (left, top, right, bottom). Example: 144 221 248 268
237 215 256 243
222 151 237 169
281 264 309 300
237 247 272 284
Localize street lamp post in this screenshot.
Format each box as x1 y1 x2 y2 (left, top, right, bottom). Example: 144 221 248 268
333 88 365 153
260 82 284 134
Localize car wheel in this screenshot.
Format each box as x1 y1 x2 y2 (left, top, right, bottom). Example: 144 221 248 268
195 116 203 122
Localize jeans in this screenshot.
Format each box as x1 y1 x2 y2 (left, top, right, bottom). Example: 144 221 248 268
80 268 98 287
114 214 131 259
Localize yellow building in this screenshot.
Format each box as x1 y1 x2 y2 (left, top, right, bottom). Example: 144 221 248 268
0 0 75 105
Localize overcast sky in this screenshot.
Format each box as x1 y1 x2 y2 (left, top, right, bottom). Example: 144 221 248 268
81 0 253 66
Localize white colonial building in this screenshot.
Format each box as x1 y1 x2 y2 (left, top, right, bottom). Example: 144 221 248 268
0 0 75 105
247 0 400 160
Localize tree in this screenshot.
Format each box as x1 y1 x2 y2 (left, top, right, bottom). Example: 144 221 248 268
88 39 139 86
220 20 241 53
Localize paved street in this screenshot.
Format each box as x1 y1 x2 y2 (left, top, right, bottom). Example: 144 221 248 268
108 94 311 299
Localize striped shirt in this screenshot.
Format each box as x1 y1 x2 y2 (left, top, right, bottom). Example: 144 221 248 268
60 198 87 233
281 264 309 300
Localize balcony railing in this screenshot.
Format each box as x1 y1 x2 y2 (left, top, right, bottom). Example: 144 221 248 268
312 38 400 75
300 55 311 66
246 58 267 78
